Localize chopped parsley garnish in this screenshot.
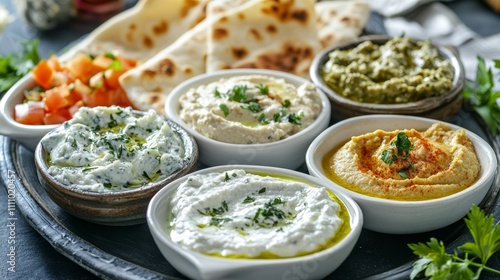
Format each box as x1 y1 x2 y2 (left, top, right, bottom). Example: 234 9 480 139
258 187 266 194
257 84 269 95
103 183 112 189
224 172 230 182
381 132 415 178
282 99 291 107
251 197 293 228
219 104 230 117
258 113 269 124
214 88 222 98
143 171 152 181
243 196 256 203
104 52 116 59
243 101 262 113
228 85 248 102
209 217 232 227
108 60 123 71
197 201 229 217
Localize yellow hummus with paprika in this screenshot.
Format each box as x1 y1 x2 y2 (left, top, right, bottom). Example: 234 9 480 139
322 123 480 201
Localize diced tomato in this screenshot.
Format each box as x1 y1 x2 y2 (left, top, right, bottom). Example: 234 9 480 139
103 68 124 89
112 87 134 108
89 72 106 88
82 87 113 107
14 101 46 125
92 53 115 72
47 54 63 72
44 84 73 112
43 108 72 124
66 52 96 83
31 60 54 90
18 51 139 125
69 100 84 116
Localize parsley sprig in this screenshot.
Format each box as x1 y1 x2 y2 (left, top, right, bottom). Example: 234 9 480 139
0 39 40 96
380 132 414 178
463 56 500 135
408 205 500 279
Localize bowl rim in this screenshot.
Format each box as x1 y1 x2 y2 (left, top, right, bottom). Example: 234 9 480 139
34 108 199 198
164 68 331 148
0 74 59 133
305 114 497 206
147 164 363 265
309 34 465 113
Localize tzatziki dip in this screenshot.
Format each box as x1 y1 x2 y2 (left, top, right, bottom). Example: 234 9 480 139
178 75 322 144
169 169 350 258
41 106 185 192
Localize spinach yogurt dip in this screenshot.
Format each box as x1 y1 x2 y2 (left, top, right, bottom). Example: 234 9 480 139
169 169 350 258
321 36 454 104
41 106 185 192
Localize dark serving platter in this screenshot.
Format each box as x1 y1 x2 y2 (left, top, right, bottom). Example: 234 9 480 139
1 106 500 280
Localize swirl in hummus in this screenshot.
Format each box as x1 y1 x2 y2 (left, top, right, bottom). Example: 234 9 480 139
322 123 480 200
178 75 322 144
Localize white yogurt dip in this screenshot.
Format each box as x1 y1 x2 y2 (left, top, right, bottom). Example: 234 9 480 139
41 106 185 192
169 169 347 258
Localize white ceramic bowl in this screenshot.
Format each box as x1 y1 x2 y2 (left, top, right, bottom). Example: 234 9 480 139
0 75 57 151
165 69 331 169
306 114 497 234
147 165 362 280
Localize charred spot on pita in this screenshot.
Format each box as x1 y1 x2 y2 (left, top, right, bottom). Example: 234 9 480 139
266 24 277 33
213 28 228 40
183 67 193 75
153 20 168 35
181 0 200 17
291 10 307 23
158 59 176 76
232 47 248 59
249 29 262 41
143 35 153 49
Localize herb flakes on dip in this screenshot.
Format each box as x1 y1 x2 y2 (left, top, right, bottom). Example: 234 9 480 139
41 106 185 192
168 169 350 259
178 75 322 144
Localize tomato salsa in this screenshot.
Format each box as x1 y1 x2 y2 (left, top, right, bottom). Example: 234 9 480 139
14 51 137 125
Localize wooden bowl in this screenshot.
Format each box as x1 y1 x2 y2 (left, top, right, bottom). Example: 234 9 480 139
35 110 199 226
309 35 465 121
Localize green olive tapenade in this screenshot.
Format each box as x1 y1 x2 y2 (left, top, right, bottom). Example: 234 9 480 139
321 36 454 104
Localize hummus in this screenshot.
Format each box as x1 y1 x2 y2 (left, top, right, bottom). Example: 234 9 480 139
169 169 350 258
322 123 480 200
178 75 322 144
41 106 185 192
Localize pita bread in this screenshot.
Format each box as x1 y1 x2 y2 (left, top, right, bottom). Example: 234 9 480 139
315 0 370 49
119 0 371 114
119 19 210 114
206 0 321 77
62 0 209 61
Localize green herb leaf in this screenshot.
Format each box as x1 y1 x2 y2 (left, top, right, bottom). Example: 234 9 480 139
408 205 500 279
243 196 256 203
463 56 500 135
258 187 266 194
0 39 40 94
257 84 269 95
243 101 262 113
228 85 248 102
219 104 230 117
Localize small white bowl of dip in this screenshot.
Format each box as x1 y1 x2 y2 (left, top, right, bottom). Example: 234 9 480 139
147 165 362 280
306 114 497 234
164 69 331 169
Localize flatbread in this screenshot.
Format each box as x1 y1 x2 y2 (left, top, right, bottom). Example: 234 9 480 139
206 0 321 77
62 0 209 61
119 19 210 114
119 0 371 115
315 0 370 49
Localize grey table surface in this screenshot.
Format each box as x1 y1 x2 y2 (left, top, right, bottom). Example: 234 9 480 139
0 0 499 279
